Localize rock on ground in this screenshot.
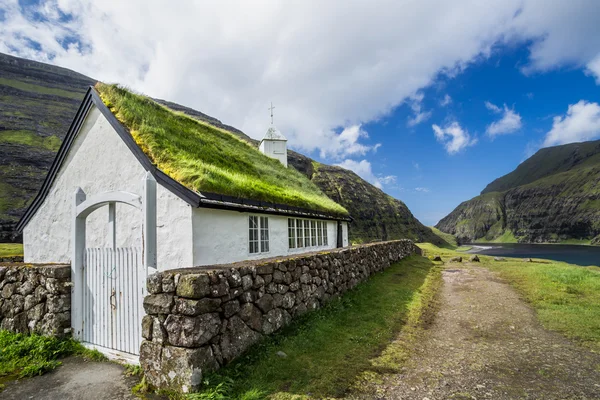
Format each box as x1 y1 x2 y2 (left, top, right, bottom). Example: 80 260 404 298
355 263 600 400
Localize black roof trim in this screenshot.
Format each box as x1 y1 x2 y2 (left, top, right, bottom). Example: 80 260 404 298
17 86 350 231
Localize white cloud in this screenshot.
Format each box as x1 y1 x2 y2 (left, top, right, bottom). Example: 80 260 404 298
407 92 432 127
432 122 477 154
1 0 599 160
543 100 600 146
379 175 397 185
319 124 380 160
511 0 600 83
413 161 420 170
440 94 452 107
335 159 396 189
485 102 522 136
485 101 502 113
415 187 430 193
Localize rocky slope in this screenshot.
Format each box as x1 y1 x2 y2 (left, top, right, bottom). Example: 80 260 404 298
437 140 600 244
0 52 444 246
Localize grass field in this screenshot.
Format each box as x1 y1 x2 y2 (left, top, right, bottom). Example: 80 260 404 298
96 83 347 216
185 255 441 399
0 243 23 257
419 243 600 350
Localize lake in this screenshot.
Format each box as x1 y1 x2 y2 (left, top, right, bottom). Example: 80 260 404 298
465 243 600 267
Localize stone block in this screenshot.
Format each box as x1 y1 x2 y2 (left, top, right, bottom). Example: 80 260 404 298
144 294 174 315
238 303 262 331
176 274 211 299
165 313 221 347
220 316 262 362
255 294 274 313
147 273 163 294
176 297 221 316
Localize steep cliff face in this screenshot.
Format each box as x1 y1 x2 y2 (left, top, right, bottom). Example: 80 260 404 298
0 52 444 246
437 141 600 244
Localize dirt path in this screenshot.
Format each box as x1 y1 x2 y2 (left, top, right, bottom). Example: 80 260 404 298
364 263 600 400
1 357 157 400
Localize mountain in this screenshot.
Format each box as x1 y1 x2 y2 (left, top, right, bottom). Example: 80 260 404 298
437 140 600 244
0 53 95 241
0 52 445 246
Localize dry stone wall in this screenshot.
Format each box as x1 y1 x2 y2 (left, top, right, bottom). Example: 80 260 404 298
140 239 420 392
0 263 71 336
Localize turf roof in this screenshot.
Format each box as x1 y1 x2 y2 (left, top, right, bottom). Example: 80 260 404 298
95 83 348 216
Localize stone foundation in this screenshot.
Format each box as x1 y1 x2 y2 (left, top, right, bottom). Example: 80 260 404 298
140 239 420 392
0 263 71 336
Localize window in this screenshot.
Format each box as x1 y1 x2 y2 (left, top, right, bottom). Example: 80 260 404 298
317 221 323 246
304 220 310 247
260 217 269 252
296 218 304 248
288 219 329 249
249 216 259 254
249 216 269 254
288 219 296 249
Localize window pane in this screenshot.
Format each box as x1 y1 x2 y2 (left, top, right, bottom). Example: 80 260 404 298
304 220 310 247
311 221 317 246
323 222 328 245
317 221 323 246
249 216 259 253
297 219 303 247
288 219 296 249
260 217 269 253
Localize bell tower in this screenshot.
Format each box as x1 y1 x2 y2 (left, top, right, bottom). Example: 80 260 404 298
259 102 288 167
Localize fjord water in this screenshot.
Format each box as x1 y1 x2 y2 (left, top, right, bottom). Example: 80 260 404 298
466 243 600 267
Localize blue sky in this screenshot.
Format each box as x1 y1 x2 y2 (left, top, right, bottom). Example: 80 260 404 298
1 1 600 226
352 46 600 224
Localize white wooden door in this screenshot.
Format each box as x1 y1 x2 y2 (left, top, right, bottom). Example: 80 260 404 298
82 248 145 356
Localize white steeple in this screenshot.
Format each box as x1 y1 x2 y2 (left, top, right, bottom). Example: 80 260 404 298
259 102 288 167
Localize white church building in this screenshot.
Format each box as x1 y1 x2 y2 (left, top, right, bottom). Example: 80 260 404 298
17 85 350 272
16 84 350 360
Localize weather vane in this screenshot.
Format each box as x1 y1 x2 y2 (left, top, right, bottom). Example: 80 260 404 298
268 102 275 125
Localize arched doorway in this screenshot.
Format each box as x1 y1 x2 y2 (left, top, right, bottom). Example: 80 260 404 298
71 172 157 362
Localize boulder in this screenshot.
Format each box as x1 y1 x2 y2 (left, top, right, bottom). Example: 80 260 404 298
220 316 262 362
164 313 221 348
494 257 505 261
469 255 480 262
449 256 462 262
432 255 443 262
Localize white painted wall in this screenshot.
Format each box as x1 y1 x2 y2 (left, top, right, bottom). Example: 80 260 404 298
191 208 343 266
23 105 194 271
259 140 288 167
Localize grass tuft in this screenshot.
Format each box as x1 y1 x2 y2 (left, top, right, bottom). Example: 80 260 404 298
95 83 347 216
0 330 104 380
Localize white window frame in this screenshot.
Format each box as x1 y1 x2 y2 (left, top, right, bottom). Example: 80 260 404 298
249 215 270 255
288 218 296 249
288 218 331 251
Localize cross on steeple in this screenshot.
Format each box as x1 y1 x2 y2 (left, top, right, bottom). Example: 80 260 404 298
268 102 275 125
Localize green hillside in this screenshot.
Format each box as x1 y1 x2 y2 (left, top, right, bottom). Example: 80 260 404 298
0 53 95 241
437 140 600 244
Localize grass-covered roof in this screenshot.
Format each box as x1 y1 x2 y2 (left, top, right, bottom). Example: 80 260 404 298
95 83 348 216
